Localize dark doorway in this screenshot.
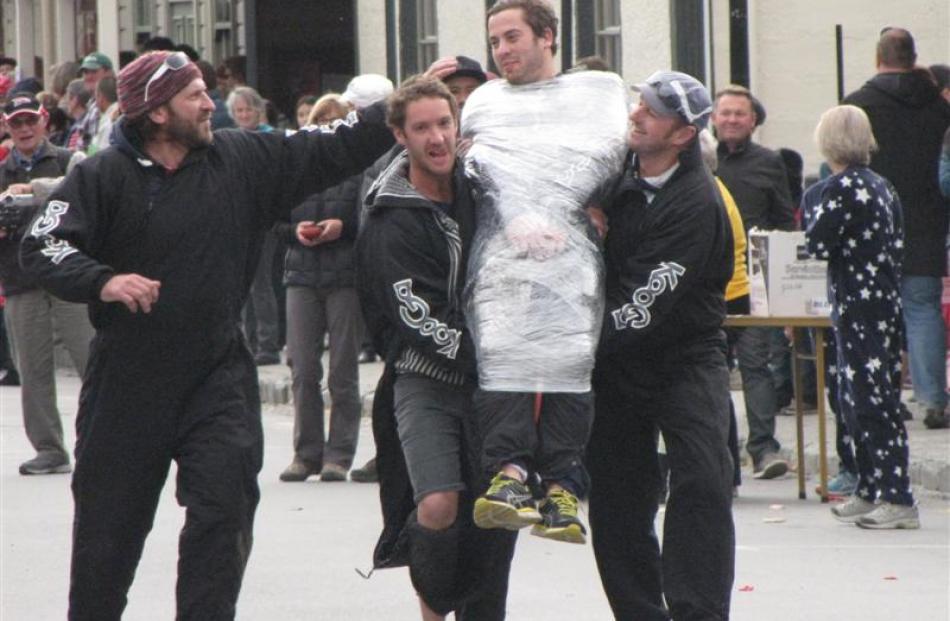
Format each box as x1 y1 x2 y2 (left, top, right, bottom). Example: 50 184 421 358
255 0 356 124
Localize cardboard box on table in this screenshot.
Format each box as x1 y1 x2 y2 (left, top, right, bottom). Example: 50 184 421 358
747 229 830 317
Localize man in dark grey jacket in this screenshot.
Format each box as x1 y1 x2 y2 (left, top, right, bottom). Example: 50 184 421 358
0 93 93 476
844 27 950 429
713 84 796 479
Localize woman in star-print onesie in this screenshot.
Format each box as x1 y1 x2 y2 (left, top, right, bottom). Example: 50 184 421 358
803 105 919 529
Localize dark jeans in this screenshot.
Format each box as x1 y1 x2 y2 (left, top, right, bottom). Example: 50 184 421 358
588 336 734 621
68 333 262 620
474 389 593 492
737 326 781 463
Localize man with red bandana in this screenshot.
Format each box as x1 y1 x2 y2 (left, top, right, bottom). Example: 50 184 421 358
20 51 394 620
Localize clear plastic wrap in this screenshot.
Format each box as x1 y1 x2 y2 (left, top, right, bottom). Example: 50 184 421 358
461 71 630 392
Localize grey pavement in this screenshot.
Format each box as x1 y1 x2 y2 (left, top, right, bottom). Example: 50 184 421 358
255 359 950 496
1 367 949 620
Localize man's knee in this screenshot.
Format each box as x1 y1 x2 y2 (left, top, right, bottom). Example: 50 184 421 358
417 491 459 530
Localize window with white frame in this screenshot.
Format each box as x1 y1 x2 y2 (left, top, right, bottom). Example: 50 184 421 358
133 0 154 47
169 0 196 48
595 0 622 73
213 0 235 63
417 0 438 71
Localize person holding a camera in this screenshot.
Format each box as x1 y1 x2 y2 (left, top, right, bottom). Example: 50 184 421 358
0 92 92 475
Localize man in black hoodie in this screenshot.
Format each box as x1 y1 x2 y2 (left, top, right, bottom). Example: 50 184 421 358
357 74 515 620
844 27 950 429
587 71 735 621
19 51 394 621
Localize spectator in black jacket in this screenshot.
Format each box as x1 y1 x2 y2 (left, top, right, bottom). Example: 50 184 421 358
277 95 365 483
588 70 734 621
713 84 796 480
844 27 950 429
19 51 394 620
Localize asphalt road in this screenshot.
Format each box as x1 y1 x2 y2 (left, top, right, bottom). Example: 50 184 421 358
1 374 948 620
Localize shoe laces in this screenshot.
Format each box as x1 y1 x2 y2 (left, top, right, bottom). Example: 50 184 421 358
487 474 520 495
548 490 578 517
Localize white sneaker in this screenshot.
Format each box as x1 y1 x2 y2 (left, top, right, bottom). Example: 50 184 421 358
856 502 921 530
830 496 875 523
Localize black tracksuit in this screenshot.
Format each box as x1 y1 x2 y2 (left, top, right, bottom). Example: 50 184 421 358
20 109 394 621
587 146 736 621
357 154 515 618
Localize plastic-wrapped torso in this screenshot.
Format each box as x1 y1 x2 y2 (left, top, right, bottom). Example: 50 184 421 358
461 71 629 392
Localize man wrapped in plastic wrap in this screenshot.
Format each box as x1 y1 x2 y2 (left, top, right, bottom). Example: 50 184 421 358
461 70 628 393
461 0 629 548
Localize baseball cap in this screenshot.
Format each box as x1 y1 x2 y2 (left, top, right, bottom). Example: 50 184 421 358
3 92 42 120
444 56 487 84
633 70 712 129
80 52 114 72
340 74 394 109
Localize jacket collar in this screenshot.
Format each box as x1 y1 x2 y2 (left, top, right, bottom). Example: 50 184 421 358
366 150 457 213
112 116 209 171
5 140 54 172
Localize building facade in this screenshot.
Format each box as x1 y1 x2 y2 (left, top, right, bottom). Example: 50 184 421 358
2 0 948 173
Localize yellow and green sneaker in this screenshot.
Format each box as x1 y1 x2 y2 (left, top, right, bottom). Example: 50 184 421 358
531 489 587 544
474 473 542 530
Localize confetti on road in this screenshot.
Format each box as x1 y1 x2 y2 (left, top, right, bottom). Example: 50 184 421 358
738 585 755 592
763 517 786 523
883 576 898 581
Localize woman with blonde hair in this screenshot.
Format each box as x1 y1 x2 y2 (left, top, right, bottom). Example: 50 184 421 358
803 104 918 529
306 92 352 126
277 92 365 483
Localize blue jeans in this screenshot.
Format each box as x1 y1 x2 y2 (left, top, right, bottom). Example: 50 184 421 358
902 275 947 410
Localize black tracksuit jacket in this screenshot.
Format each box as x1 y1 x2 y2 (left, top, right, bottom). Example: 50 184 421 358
600 147 733 359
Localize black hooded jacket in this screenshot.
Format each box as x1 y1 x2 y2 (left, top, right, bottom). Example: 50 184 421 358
357 152 477 385
844 70 950 277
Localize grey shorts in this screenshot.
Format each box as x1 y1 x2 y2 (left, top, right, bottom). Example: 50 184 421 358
393 374 470 503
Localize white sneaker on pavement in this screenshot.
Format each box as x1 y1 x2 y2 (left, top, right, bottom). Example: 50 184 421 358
830 496 875 523
856 502 921 530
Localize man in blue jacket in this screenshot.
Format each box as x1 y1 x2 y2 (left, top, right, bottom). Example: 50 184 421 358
20 50 394 621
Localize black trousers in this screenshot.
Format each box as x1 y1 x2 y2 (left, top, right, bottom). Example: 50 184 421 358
587 335 735 621
68 330 263 621
474 389 593 489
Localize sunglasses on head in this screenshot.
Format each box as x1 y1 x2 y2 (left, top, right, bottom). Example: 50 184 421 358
144 51 190 103
5 114 40 129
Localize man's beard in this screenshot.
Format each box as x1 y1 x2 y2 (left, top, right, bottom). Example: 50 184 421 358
165 109 212 149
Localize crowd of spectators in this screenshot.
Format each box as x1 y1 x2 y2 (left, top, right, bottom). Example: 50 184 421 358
0 13 947 620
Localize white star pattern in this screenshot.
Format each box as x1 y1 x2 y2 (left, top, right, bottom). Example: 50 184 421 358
807 168 910 504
